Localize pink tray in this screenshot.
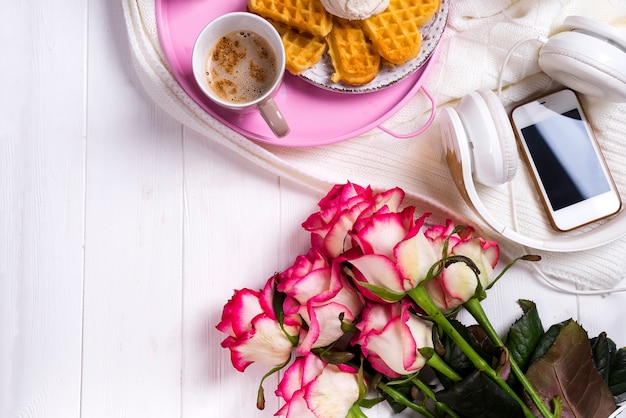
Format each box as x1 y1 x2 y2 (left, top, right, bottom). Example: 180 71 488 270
155 0 441 147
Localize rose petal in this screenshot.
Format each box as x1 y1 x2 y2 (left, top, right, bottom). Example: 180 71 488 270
373 187 405 212
362 315 417 377
305 364 360 418
277 355 325 403
288 268 332 305
277 391 317 418
452 238 499 289
441 264 477 301
259 276 278 321
321 201 370 258
221 318 287 372
216 288 263 336
352 211 410 256
317 183 371 215
275 357 306 403
347 254 405 300
298 301 356 354
426 263 478 311
395 224 439 290
279 251 328 293
352 303 390 346
358 302 432 377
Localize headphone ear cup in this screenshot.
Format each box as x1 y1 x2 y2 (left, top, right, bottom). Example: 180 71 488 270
539 17 626 102
476 89 519 183
456 89 518 186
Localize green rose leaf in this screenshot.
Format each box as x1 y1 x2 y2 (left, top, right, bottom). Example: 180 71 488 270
436 369 525 418
525 320 617 417
506 299 544 374
528 319 569 365
353 281 405 303
609 347 626 398
590 332 617 383
271 274 287 324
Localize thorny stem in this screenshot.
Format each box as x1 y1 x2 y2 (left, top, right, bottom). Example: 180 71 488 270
407 285 536 418
464 298 555 418
424 351 462 382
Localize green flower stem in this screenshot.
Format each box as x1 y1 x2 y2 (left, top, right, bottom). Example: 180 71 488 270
347 404 369 418
407 285 536 418
425 351 462 382
256 356 292 410
411 377 460 418
377 381 438 418
464 298 554 418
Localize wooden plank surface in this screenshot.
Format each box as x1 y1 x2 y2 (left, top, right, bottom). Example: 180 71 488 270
1 1 87 416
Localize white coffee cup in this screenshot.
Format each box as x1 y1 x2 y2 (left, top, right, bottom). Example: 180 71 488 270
192 12 290 138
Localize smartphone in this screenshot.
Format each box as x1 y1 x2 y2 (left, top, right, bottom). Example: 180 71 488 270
511 89 621 231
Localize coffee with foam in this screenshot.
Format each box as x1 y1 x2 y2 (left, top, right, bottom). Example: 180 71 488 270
192 12 290 137
205 30 278 104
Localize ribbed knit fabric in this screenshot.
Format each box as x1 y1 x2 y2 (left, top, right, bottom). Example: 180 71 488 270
122 0 626 289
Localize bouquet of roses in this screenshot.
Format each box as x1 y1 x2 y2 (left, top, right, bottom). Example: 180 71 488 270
217 182 626 418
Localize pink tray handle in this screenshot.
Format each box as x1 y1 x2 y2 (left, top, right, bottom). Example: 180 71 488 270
377 86 436 139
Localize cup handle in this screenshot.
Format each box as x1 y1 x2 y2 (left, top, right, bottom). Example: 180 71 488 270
377 86 437 139
258 98 290 138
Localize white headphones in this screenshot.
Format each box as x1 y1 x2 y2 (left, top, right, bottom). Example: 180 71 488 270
538 16 626 102
441 16 626 253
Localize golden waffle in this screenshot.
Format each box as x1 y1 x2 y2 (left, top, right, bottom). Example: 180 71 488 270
248 0 333 37
361 0 440 65
326 17 381 86
272 21 327 75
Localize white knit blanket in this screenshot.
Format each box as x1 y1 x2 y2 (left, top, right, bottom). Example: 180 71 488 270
122 0 626 290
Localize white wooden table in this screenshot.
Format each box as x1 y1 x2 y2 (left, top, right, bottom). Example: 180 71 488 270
2 2 625 417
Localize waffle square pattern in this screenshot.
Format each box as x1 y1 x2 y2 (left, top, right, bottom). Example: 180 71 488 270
248 0 333 37
362 0 440 65
249 0 440 86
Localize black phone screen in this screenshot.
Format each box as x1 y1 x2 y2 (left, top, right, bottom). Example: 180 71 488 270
520 109 610 211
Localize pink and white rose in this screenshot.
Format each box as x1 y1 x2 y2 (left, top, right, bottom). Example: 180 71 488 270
424 221 500 311
340 211 439 302
278 248 363 355
275 354 361 418
354 300 433 378
302 182 405 259
216 277 300 372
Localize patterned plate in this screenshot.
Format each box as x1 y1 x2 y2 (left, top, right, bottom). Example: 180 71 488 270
300 0 449 94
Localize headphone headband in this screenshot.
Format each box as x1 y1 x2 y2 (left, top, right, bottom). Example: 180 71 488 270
564 16 626 52
539 16 626 102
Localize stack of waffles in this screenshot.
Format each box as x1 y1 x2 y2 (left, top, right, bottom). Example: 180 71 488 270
248 0 440 86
